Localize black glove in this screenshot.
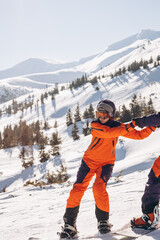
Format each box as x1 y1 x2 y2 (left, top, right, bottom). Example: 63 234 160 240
133 118 158 129
132 118 143 128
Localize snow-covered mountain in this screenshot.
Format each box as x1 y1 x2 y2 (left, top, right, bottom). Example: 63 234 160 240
77 29 160 73
0 29 160 240
0 54 97 80
0 29 160 104
1 29 160 78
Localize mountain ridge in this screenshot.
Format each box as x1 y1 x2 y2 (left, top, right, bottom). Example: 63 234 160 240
0 29 160 104
0 29 160 80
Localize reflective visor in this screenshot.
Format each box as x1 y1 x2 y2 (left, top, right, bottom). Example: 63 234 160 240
96 110 109 120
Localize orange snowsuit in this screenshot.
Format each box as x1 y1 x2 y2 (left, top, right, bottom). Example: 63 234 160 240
66 119 155 218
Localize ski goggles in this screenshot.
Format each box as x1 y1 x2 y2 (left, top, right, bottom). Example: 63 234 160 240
96 110 109 120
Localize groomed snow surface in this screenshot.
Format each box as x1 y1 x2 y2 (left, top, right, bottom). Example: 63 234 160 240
0 128 160 240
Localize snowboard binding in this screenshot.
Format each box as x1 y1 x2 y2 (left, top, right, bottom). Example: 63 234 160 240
57 224 78 239
131 205 159 229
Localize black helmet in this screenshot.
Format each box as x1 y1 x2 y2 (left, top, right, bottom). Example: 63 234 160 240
97 99 116 118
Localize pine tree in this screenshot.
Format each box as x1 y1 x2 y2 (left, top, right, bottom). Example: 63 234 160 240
129 94 141 118
71 122 80 140
33 120 41 144
43 119 50 130
12 99 18 114
154 61 157 68
143 60 149 69
130 61 140 72
120 105 132 122
128 64 131 72
54 120 58 128
39 146 50 163
35 120 41 132
90 76 98 85
38 132 49 163
140 97 148 116
3 125 13 148
157 55 160 61
66 108 73 126
88 104 95 119
50 145 60 156
20 121 33 146
44 91 48 99
13 124 20 145
50 132 61 146
110 73 114 79
74 103 81 122
41 94 44 104
53 83 59 94
122 66 126 74
6 105 12 115
147 97 156 114
51 93 55 100
50 131 61 156
149 57 153 64
38 131 48 147
139 59 143 67
117 68 122 76
19 146 34 169
83 109 89 119
83 120 91 136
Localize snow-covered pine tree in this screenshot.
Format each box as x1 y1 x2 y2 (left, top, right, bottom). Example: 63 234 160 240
74 103 81 122
83 108 89 119
147 97 156 114
50 131 61 156
66 108 73 126
88 103 95 119
83 120 91 136
71 122 80 140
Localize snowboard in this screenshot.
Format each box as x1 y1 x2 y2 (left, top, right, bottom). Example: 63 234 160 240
79 222 160 240
113 222 160 239
79 232 135 239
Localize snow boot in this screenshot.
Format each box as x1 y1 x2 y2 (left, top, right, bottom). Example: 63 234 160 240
131 205 159 229
58 207 79 239
97 220 112 234
58 224 78 239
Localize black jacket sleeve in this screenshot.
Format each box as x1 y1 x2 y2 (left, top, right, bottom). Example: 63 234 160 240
133 112 160 127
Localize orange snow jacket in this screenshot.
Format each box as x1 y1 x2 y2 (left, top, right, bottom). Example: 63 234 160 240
83 119 155 169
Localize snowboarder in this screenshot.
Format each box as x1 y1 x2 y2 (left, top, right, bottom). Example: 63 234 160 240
59 99 156 239
131 113 160 229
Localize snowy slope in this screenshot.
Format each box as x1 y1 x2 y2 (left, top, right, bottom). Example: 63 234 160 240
78 35 160 73
0 71 160 240
0 130 160 240
0 29 160 240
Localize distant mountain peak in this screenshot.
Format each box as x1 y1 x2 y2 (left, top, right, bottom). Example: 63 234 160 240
104 29 160 52
136 29 160 40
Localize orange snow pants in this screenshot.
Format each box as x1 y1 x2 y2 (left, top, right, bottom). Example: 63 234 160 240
66 160 114 213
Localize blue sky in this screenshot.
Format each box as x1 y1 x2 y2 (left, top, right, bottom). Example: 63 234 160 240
0 0 160 70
